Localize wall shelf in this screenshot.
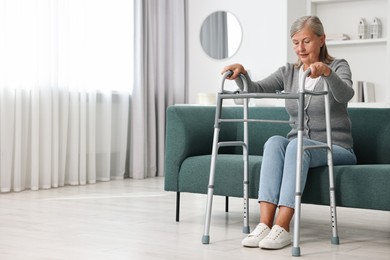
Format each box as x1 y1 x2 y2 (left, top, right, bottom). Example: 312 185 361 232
326 38 387 46
312 0 369 3
308 0 390 103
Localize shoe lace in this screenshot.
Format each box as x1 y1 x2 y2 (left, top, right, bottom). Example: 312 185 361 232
249 224 268 238
266 227 284 241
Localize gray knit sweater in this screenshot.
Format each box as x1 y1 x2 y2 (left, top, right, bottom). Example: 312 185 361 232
236 59 354 149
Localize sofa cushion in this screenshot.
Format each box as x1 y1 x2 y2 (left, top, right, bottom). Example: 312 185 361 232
179 154 262 198
303 164 390 211
179 155 390 211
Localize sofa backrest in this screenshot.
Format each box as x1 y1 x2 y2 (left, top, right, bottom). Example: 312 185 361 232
348 107 390 164
220 106 390 164
165 105 390 168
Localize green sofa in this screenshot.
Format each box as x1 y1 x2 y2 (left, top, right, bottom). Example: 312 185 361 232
164 105 390 221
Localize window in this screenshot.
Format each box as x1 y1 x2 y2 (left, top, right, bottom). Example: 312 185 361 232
0 0 134 92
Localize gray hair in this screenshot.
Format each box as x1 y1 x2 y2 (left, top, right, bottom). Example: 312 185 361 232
290 16 334 67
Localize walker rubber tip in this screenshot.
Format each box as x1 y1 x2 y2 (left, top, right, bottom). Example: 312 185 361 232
202 235 210 244
331 236 340 245
292 247 301 257
242 226 250 234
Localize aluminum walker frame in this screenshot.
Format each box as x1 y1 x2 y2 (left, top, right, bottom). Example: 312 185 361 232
201 69 340 257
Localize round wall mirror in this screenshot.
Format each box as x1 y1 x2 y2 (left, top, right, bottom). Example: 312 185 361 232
200 11 242 60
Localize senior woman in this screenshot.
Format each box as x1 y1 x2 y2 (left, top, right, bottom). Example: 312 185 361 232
222 16 357 250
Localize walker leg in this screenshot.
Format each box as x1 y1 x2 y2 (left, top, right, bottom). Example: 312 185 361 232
242 97 250 234
292 92 305 257
292 195 302 257
292 133 303 257
324 82 340 245
242 154 250 234
242 177 250 234
328 152 339 245
292 158 303 256
202 128 220 244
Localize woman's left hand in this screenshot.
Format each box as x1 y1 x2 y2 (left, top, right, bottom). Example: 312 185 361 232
309 62 331 78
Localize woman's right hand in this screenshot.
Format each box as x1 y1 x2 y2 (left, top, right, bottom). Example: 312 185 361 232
221 63 247 80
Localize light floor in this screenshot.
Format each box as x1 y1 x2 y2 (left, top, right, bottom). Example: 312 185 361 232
0 177 389 260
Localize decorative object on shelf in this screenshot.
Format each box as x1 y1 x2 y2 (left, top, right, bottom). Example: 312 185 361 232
326 33 350 41
352 81 376 103
197 92 216 105
370 17 382 39
358 18 368 39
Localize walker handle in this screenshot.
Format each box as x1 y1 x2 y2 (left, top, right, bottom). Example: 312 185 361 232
221 70 248 93
300 68 312 92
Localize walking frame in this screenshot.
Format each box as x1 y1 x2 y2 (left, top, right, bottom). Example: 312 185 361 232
201 69 339 257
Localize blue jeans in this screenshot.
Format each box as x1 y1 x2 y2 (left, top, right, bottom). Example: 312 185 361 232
258 135 357 209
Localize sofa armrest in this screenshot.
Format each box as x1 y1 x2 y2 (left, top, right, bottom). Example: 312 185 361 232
164 105 217 191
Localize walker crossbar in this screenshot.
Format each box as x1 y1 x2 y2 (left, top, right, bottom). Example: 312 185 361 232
219 119 295 124
202 70 338 258
218 141 247 148
220 93 300 100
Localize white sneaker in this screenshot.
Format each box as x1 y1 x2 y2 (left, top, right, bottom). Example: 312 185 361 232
258 225 291 249
241 223 271 248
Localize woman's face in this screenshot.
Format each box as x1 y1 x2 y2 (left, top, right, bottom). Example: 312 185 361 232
292 25 325 69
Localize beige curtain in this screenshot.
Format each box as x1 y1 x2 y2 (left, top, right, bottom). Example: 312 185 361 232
130 0 187 179
0 0 132 192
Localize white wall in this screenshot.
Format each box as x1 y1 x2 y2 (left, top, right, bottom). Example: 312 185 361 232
187 0 306 104
310 0 389 103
